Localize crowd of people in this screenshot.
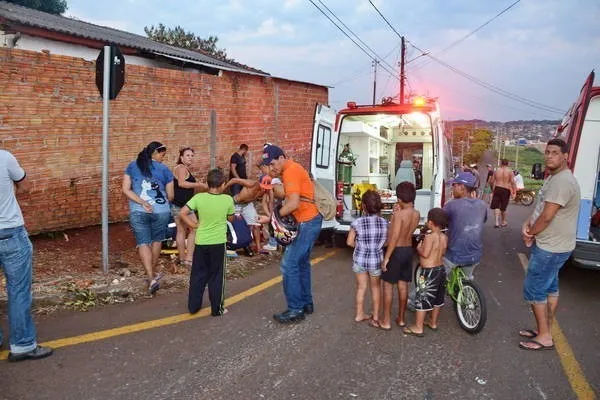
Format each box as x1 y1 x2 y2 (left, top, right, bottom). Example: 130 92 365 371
346 138 580 351
0 138 580 363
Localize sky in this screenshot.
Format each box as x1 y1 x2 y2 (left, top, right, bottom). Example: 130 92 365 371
67 0 600 122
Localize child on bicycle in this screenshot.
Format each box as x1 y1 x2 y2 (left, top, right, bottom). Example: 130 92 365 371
346 190 388 325
404 208 448 337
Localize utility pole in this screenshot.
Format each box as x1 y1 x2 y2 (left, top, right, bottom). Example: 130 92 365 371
372 60 378 105
460 141 465 168
399 36 405 104
515 140 520 170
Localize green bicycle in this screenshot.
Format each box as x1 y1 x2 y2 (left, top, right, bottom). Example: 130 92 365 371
414 264 487 334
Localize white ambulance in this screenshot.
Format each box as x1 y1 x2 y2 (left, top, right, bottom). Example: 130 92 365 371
310 96 454 238
554 71 600 269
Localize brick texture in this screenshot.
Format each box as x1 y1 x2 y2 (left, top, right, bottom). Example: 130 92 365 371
0 48 328 233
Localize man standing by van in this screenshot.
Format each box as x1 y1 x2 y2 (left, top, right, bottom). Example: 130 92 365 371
519 139 580 351
261 145 323 324
490 159 516 228
1 149 53 361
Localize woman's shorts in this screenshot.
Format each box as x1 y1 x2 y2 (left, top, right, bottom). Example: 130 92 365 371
523 244 571 304
352 263 382 277
490 186 511 211
129 211 170 246
414 265 446 311
381 246 413 283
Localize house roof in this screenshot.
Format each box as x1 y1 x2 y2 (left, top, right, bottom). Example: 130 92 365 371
0 1 269 76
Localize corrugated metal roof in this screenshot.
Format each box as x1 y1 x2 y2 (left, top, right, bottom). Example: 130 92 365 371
0 1 269 77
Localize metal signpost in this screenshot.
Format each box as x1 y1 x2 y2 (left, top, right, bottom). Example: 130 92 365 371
96 44 125 273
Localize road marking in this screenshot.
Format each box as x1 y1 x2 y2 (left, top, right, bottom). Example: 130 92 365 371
0 250 338 360
517 252 596 400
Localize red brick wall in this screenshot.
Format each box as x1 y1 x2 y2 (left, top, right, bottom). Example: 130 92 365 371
0 48 328 233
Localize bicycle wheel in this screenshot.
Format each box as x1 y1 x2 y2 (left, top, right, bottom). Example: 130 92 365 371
520 193 534 206
453 280 487 334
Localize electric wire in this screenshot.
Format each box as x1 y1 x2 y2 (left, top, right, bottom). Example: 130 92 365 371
306 0 399 80
368 1 566 115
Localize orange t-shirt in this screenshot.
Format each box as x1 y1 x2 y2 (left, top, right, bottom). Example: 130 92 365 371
281 159 319 222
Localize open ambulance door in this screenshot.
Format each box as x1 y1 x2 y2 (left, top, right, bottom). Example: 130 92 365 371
310 103 338 229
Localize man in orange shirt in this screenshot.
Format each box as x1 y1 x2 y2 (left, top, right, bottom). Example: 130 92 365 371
262 145 323 323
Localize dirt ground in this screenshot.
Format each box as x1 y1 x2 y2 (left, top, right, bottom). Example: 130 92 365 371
0 222 281 314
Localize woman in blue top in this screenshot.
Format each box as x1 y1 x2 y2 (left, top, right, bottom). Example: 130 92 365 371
122 141 174 294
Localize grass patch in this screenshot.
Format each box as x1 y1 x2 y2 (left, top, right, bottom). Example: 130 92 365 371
497 145 545 190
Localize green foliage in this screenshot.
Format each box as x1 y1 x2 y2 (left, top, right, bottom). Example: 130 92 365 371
144 23 229 60
5 0 67 14
451 126 494 164
64 282 97 311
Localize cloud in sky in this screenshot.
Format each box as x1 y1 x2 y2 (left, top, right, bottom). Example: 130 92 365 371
67 0 600 121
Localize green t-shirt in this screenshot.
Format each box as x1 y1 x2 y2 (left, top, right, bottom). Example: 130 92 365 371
186 192 235 245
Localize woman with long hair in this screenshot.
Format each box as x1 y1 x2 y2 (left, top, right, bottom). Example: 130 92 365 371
172 147 208 266
122 141 174 294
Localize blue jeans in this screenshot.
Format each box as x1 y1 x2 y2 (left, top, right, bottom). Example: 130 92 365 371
523 244 572 304
0 225 37 354
129 211 170 246
280 214 323 312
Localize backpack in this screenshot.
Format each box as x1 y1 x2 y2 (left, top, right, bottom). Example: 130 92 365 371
301 180 337 221
226 216 252 250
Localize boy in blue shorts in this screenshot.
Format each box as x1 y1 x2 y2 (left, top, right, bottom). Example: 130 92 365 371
180 169 235 316
404 208 448 337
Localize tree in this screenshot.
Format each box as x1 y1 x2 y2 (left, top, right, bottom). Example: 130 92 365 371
144 23 229 60
450 124 494 165
5 0 67 14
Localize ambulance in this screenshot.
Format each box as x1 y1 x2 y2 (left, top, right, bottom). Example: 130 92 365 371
310 96 453 237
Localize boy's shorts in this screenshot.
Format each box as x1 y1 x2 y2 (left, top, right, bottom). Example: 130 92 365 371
235 202 260 226
381 246 413 283
523 244 571 304
414 265 446 311
129 211 170 246
352 263 382 277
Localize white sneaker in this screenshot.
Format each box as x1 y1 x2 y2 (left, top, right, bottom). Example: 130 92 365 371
262 244 277 251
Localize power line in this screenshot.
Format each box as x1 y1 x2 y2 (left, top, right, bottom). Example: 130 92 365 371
367 1 565 115
306 0 399 80
412 0 522 72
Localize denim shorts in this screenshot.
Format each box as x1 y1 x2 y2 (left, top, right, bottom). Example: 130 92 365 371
129 211 170 246
523 244 572 304
352 263 382 277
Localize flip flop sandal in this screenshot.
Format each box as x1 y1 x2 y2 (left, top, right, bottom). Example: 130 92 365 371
425 322 438 331
403 327 424 337
148 279 160 295
395 317 406 328
519 339 554 351
519 329 538 338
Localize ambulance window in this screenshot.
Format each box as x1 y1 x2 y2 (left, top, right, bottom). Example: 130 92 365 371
315 124 331 168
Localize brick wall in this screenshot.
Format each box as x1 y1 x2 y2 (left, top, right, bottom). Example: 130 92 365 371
0 48 328 233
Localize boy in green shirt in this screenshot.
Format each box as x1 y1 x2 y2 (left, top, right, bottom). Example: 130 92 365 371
180 169 235 316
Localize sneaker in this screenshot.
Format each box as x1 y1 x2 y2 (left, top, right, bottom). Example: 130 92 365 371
262 244 278 251
226 250 239 258
8 345 53 362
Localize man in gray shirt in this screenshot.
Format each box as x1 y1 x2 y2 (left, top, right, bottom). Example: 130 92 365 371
0 149 53 361
519 139 580 351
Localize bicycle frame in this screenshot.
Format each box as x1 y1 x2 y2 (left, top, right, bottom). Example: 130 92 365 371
446 266 467 302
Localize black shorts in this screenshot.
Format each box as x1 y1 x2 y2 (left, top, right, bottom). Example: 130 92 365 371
490 186 511 211
382 246 413 283
414 265 446 311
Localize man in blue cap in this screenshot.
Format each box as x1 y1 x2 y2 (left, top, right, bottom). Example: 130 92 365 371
443 171 488 279
261 144 323 324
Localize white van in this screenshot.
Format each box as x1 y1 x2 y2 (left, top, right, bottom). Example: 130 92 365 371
555 71 600 269
310 96 453 236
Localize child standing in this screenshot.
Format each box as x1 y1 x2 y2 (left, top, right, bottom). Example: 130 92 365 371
180 169 235 316
346 190 388 324
404 208 448 337
380 182 420 330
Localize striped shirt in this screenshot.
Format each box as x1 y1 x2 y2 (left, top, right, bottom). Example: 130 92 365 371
351 215 388 270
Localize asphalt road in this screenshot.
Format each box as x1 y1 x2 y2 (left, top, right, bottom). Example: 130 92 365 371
0 204 598 400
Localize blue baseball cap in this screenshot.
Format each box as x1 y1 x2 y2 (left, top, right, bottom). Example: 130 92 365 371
261 145 285 165
449 172 476 188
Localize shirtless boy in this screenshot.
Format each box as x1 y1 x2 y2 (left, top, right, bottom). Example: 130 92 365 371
378 182 420 331
404 208 448 337
490 159 516 228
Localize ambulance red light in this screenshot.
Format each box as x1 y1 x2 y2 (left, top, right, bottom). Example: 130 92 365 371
413 96 426 107
347 101 357 109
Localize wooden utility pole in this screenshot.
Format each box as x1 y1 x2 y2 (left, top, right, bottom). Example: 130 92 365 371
400 36 405 104
372 60 378 105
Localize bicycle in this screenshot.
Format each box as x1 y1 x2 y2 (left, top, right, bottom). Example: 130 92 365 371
413 263 487 334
